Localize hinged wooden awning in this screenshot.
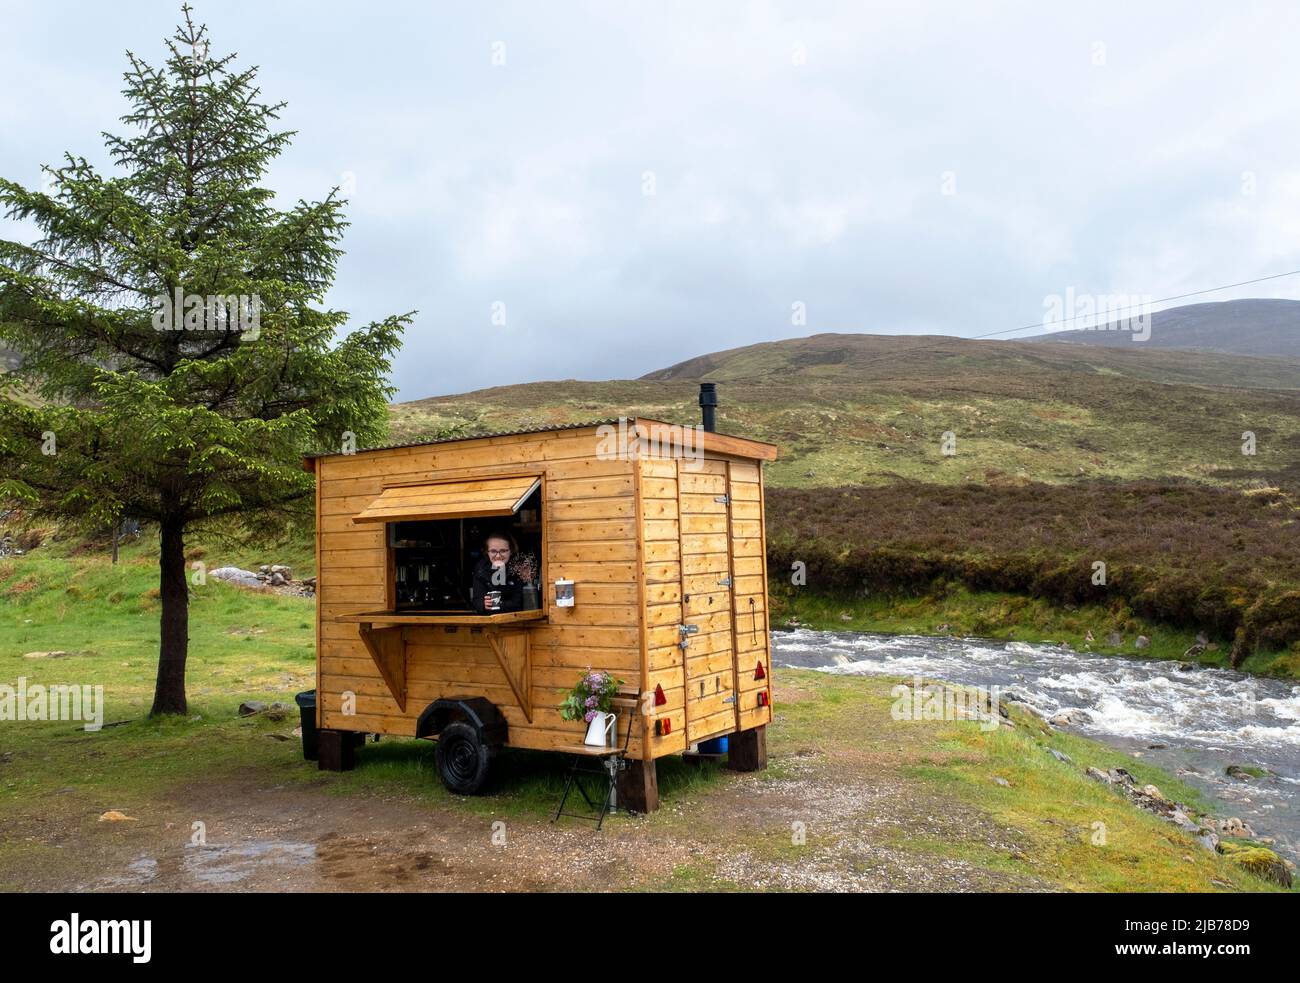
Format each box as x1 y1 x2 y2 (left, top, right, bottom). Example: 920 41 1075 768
352 475 541 524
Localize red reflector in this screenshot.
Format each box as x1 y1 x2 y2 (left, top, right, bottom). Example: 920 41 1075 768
754 661 766 680
654 683 667 706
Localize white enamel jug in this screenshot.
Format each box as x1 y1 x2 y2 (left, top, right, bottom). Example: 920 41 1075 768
584 711 616 746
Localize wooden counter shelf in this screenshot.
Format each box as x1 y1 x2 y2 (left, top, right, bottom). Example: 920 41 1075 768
334 609 543 721
335 609 547 627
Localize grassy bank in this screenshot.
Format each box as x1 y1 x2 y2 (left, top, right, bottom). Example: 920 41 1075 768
767 480 1300 678
771 583 1300 679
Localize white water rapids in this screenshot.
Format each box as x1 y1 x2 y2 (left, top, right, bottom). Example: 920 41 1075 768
772 628 1300 860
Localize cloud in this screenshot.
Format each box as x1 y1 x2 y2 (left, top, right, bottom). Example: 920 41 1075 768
2 0 1299 398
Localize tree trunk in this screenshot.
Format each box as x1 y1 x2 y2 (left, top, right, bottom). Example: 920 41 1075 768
150 516 189 715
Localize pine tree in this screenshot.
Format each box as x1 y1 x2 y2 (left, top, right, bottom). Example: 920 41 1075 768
0 6 408 714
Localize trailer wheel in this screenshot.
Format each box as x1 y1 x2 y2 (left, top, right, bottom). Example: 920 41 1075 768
435 721 492 794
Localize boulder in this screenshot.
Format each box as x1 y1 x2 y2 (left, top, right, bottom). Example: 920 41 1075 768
210 567 265 589
1135 635 1151 650
1218 817 1254 838
1218 842 1293 888
1050 708 1092 727
1047 748 1073 764
264 701 291 722
1108 767 1137 786
1085 766 1111 783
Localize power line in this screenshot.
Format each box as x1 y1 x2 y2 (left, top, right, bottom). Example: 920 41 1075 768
977 268 1300 341
812 268 1300 376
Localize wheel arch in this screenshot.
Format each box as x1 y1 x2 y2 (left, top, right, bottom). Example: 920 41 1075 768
415 697 508 747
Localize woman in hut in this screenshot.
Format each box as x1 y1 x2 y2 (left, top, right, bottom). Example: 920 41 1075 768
471 530 530 613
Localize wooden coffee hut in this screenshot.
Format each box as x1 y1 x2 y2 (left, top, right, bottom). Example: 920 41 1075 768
303 385 778 813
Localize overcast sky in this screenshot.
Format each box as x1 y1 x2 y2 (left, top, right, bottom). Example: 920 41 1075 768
3 1 1299 399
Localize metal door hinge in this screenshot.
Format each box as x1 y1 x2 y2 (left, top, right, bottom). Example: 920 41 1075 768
714 494 730 505
718 575 732 587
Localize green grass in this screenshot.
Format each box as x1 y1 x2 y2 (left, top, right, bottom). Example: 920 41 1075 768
1 541 1290 892
776 584 1213 662
768 671 1290 893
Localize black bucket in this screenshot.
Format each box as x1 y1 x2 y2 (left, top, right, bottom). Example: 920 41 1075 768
294 689 319 761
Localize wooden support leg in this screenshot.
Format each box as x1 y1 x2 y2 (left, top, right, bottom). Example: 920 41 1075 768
617 757 659 814
725 726 767 772
318 729 357 772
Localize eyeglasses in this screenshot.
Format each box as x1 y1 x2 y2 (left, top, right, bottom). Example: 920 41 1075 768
487 548 510 556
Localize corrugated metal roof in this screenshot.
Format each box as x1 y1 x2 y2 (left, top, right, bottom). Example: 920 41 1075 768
303 418 624 460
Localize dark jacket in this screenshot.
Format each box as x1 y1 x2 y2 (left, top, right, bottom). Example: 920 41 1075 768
470 557 525 614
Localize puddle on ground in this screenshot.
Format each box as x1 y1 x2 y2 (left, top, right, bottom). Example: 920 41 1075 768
182 839 317 885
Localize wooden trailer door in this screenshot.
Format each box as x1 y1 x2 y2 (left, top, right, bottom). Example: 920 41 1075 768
725 459 772 731
677 458 739 745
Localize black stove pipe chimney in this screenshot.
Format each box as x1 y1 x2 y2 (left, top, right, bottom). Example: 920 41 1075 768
699 382 717 432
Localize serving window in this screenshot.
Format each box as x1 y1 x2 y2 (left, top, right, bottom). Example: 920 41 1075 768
351 474 543 616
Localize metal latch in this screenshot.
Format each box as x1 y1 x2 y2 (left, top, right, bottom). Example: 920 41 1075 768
722 695 736 705
678 623 698 650
717 575 732 587
714 494 729 505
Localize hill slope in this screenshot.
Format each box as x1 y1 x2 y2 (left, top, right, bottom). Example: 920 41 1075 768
1025 298 1300 359
393 333 1300 489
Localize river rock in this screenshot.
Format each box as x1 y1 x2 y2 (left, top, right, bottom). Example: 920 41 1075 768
1225 764 1273 780
1197 831 1220 853
1135 635 1151 650
1050 708 1092 727
1086 766 1111 783
992 776 1011 788
1105 631 1123 647
1140 783 1168 804
1048 748 1073 764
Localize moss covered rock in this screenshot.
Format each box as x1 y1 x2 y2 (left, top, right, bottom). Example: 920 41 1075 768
1217 841 1293 888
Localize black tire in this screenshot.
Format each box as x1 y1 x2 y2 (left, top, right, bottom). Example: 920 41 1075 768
435 720 492 794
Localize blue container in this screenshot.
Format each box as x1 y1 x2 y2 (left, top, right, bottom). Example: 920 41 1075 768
698 736 729 755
